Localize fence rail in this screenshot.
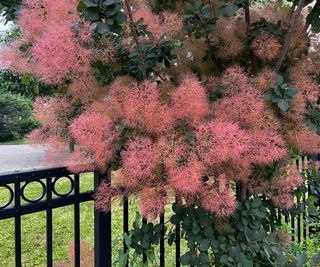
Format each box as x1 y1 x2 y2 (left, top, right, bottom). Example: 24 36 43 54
0 156 319 266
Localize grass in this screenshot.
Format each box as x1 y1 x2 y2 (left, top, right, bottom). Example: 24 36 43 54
0 172 182 266
0 138 25 145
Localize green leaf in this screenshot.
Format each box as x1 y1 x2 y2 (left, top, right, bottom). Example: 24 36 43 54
274 85 282 96
192 222 200 235
170 215 181 225
262 91 273 101
96 21 110 34
183 14 195 19
204 226 214 238
195 31 203 39
287 86 298 96
103 0 118 5
83 0 99 7
118 250 128 267
84 7 100 20
185 2 195 11
180 253 192 265
194 0 202 10
275 74 284 86
220 255 229 264
199 239 210 251
217 5 239 16
124 233 132 247
277 99 289 112
154 224 163 233
251 198 262 208
77 1 86 12
199 215 211 227
201 4 211 17
146 247 155 261
199 252 210 263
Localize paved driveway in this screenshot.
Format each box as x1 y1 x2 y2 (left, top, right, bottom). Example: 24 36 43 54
0 144 47 173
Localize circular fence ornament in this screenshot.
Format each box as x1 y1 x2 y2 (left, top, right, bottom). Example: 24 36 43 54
0 185 14 209
52 176 75 197
21 180 46 203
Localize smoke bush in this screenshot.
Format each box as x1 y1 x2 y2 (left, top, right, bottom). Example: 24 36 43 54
2 0 320 224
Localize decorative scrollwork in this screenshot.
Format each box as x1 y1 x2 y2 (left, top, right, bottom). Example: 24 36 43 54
21 180 46 203
0 185 14 209
52 176 74 197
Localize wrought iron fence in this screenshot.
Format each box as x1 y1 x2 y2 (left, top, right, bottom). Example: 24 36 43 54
0 168 111 267
0 167 171 267
0 156 319 266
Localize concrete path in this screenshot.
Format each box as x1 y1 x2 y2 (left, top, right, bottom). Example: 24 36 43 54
0 144 46 173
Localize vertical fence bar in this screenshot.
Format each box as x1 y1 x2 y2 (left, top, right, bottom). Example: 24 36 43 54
74 174 80 267
142 218 147 263
297 200 301 243
277 209 281 225
94 172 112 267
46 176 53 267
291 215 295 242
123 197 129 267
303 194 307 242
14 181 22 267
176 222 181 267
160 212 165 267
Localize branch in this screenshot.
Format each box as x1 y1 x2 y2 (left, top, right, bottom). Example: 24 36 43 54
196 11 220 74
274 0 305 73
244 0 251 33
123 0 147 80
197 11 212 49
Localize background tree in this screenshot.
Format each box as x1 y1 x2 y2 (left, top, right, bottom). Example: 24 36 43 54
0 91 36 141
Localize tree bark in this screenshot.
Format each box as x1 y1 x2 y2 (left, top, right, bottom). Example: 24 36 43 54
274 0 305 73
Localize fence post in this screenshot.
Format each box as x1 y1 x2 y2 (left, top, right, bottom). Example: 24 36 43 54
94 172 112 267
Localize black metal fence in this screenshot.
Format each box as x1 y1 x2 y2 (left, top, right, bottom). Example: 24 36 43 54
0 157 319 266
0 168 110 267
0 168 172 267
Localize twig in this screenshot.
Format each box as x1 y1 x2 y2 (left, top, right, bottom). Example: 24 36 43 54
123 0 147 80
275 0 305 73
196 11 220 73
208 0 214 18
152 69 165 81
197 11 212 49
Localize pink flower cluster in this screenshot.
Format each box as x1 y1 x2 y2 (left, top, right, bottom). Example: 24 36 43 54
70 112 119 172
31 25 91 84
123 81 174 134
133 6 182 40
201 175 237 217
172 75 209 125
195 120 249 166
19 0 78 39
139 187 167 220
120 137 161 189
271 165 303 209
1 0 93 85
252 32 281 61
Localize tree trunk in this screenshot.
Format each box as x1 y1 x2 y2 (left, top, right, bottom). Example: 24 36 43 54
274 0 305 73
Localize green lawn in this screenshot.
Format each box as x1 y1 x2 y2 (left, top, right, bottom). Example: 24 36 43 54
0 173 182 266
0 138 25 145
